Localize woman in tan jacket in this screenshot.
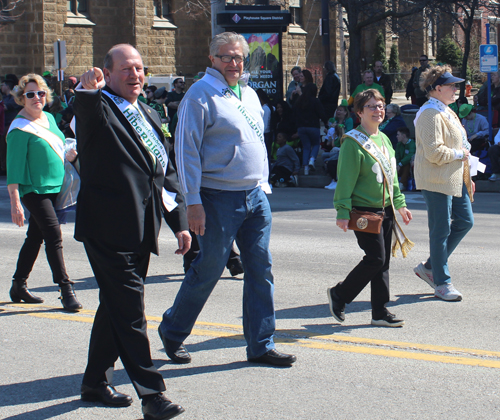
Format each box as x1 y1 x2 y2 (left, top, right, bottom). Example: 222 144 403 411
413 66 474 301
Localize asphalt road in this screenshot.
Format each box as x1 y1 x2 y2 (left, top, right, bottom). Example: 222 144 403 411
0 177 499 420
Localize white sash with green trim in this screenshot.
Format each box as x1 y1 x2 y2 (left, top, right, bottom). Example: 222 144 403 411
345 129 414 258
200 73 271 193
8 117 64 163
102 90 177 211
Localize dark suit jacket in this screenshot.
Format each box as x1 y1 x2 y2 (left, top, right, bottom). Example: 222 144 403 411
73 87 188 255
381 115 407 149
376 73 393 104
318 71 341 118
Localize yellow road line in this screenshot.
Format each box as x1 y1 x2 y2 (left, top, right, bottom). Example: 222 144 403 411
2 302 500 369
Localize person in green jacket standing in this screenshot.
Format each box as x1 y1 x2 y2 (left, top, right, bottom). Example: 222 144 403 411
327 89 412 328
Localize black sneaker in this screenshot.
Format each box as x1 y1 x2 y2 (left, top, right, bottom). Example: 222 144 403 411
371 312 405 328
227 257 244 277
327 287 345 322
142 393 185 420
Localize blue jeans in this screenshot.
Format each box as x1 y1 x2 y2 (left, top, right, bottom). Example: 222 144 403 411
421 184 474 286
160 187 276 358
298 127 320 166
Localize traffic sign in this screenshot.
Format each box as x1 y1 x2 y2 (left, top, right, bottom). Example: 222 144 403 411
480 44 498 72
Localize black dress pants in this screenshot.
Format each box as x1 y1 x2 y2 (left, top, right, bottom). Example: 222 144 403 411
336 206 394 318
82 236 165 398
14 193 71 285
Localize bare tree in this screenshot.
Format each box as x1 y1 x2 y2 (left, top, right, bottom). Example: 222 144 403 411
332 0 437 93
435 0 500 95
0 0 23 24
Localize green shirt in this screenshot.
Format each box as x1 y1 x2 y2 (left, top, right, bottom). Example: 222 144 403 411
395 138 416 167
348 83 385 105
334 130 406 220
6 112 66 197
229 84 241 99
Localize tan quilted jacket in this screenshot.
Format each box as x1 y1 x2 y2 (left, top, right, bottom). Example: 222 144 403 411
414 108 465 197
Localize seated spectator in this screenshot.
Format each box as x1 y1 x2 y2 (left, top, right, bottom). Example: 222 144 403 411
449 95 468 116
270 132 300 187
395 127 416 191
323 124 346 190
459 103 489 154
327 100 353 134
150 86 168 122
348 70 385 106
489 130 500 181
380 103 406 148
273 100 296 138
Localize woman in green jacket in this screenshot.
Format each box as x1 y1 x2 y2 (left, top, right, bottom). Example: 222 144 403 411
327 89 412 328
7 73 82 311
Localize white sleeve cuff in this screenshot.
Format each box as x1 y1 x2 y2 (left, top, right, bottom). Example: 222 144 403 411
453 149 464 160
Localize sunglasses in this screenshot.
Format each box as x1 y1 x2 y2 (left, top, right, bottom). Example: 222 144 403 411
23 90 46 99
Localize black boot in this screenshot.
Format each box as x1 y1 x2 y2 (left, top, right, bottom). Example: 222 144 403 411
10 279 44 304
59 284 83 312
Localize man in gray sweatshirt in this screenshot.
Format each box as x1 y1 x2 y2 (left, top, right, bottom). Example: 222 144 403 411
158 32 296 367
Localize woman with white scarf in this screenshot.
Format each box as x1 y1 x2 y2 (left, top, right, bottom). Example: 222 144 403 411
413 66 474 302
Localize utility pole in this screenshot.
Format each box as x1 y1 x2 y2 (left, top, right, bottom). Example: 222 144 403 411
338 4 347 98
211 0 225 38
321 0 330 63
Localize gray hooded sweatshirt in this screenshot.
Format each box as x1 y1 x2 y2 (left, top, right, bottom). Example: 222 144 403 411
175 67 269 206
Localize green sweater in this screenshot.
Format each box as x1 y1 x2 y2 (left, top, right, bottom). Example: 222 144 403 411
395 138 416 167
334 130 406 220
6 112 65 197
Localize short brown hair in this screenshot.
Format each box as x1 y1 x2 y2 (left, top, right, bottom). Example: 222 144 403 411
13 73 53 106
353 89 385 114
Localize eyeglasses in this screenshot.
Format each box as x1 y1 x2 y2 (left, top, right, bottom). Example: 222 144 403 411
23 90 46 99
441 83 458 90
215 54 244 63
364 104 385 111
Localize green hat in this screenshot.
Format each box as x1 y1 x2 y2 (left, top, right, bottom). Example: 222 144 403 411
339 99 348 107
459 103 473 118
42 71 52 77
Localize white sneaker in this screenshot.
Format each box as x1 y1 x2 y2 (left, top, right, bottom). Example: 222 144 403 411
303 166 309 175
325 180 337 190
413 262 434 289
290 175 299 187
434 283 463 301
489 173 500 182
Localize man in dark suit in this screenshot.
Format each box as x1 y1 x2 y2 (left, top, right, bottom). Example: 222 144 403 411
74 44 190 420
318 61 341 120
374 61 393 105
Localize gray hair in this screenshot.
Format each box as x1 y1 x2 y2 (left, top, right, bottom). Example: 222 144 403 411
386 103 401 116
209 32 249 58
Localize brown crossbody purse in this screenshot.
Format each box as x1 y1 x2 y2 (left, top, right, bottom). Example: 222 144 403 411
347 179 385 234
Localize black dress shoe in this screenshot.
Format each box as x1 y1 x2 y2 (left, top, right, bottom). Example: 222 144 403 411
327 286 345 322
142 393 185 420
81 383 133 407
158 326 191 364
248 349 297 366
227 257 244 277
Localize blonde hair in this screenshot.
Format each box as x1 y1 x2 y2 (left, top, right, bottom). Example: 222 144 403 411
419 65 452 97
13 73 53 106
